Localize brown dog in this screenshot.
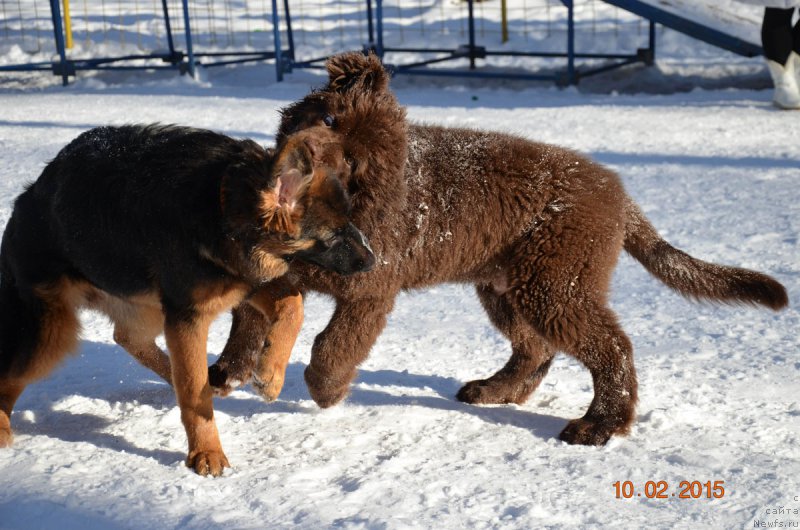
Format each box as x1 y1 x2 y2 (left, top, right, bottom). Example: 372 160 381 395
0 124 374 476
211 53 788 445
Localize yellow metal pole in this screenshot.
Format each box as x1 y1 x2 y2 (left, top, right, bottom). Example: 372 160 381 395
501 0 508 43
63 0 73 49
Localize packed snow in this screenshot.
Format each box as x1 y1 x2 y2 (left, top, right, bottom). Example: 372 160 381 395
0 1 799 529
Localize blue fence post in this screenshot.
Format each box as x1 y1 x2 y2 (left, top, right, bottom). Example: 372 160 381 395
49 0 70 85
566 0 575 84
271 0 283 81
180 0 196 77
282 0 295 61
467 0 476 69
375 0 384 58
648 20 656 63
161 0 178 64
365 0 375 48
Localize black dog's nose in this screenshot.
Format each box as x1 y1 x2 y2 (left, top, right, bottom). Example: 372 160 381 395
357 250 376 273
343 223 375 274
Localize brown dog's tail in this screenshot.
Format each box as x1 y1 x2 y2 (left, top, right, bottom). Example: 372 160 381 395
623 201 788 310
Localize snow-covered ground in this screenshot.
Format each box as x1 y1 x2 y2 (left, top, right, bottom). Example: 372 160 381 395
1 2 799 529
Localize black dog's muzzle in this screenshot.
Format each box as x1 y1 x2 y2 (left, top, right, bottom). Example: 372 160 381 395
296 223 375 275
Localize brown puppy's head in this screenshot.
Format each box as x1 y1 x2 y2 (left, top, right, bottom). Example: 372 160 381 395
276 52 408 222
223 127 374 279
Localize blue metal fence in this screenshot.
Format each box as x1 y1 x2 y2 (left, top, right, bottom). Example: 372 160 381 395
0 0 290 84
0 0 764 85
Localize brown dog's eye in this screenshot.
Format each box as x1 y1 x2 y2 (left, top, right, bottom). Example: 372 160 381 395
344 155 356 172
347 179 359 196
323 114 335 127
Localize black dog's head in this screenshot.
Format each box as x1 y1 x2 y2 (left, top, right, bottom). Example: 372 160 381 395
223 126 374 278
275 52 409 221
270 126 375 275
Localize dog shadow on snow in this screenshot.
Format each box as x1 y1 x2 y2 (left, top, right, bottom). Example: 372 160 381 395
11 341 566 464
280 363 568 441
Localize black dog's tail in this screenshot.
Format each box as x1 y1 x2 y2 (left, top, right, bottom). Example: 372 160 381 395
623 200 788 311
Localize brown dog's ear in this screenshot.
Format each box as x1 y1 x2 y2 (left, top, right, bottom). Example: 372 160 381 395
326 52 388 94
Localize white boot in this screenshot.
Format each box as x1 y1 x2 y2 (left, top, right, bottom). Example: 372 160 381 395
792 51 800 93
767 54 800 110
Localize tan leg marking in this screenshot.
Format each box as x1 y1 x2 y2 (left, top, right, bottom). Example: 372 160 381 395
0 381 24 447
165 315 229 477
247 284 304 402
165 281 247 476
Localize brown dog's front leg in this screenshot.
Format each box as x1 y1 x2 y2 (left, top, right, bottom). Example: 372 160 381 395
246 282 304 402
209 304 267 396
305 297 393 408
165 316 229 477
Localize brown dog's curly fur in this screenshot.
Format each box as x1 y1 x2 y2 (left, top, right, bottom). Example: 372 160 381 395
212 53 788 445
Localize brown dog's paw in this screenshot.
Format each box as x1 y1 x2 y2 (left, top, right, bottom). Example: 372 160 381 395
304 365 351 408
0 427 13 448
210 385 234 398
456 379 525 405
558 418 622 446
186 449 230 477
208 364 236 397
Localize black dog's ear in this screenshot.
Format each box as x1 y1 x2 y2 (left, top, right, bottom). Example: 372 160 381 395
273 161 314 214
326 52 388 94
260 136 317 220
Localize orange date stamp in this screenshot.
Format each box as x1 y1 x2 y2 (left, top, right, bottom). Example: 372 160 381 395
613 480 725 499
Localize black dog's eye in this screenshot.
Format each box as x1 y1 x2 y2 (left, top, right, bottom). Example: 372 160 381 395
322 114 335 127
322 234 342 250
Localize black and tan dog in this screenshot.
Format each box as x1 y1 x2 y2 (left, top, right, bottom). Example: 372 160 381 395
211 53 788 446
0 123 374 476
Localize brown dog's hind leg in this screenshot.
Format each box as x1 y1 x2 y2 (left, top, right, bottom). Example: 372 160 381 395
512 212 638 445
554 303 638 445
304 296 394 408
457 284 555 405
520 296 638 445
